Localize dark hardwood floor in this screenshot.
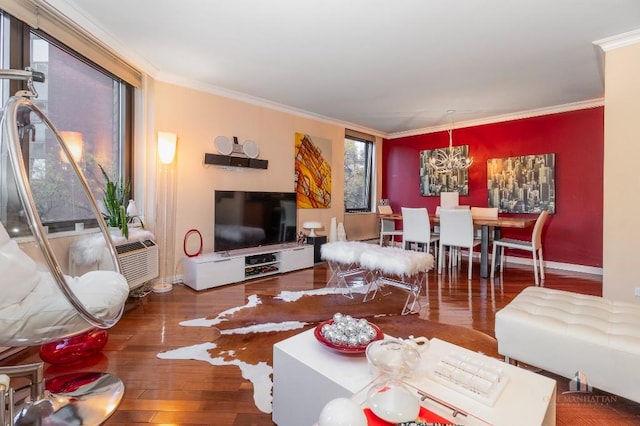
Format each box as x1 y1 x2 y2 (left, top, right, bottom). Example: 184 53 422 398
3 259 640 425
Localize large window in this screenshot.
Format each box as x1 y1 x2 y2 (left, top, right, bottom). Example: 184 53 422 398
0 11 133 236
344 130 375 212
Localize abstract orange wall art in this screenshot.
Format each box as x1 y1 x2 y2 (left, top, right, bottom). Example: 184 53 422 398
294 133 332 208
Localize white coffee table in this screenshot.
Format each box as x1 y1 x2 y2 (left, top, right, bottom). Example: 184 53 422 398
272 328 556 426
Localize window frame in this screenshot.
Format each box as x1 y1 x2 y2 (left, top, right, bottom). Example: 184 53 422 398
2 12 134 235
344 132 375 213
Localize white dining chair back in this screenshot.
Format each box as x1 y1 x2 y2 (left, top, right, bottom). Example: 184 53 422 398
436 204 469 215
471 207 499 238
401 207 439 255
438 208 480 280
440 192 460 209
378 204 392 215
531 210 549 250
471 207 498 219
490 210 550 285
378 204 402 246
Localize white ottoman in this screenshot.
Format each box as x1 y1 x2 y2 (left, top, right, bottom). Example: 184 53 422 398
320 241 372 297
495 286 640 403
360 246 434 315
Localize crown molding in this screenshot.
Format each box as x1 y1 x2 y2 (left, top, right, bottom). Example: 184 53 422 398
43 1 385 138
43 0 161 76
386 99 604 139
160 70 604 141
155 72 387 139
39 0 610 142
594 28 640 52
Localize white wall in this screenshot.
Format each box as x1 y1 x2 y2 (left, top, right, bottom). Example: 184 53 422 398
603 39 640 302
148 81 349 278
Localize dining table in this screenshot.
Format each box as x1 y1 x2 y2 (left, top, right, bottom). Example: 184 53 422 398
378 213 536 278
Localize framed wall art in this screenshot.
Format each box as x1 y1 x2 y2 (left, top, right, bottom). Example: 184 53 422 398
419 147 470 196
294 133 332 208
487 153 555 214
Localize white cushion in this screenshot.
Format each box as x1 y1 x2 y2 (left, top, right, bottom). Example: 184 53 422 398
320 242 434 276
0 223 129 345
360 246 434 277
0 237 40 310
320 241 371 264
0 269 129 345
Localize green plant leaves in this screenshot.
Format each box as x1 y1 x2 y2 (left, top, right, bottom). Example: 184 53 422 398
99 164 137 239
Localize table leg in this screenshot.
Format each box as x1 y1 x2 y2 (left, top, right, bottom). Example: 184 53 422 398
493 227 502 271
480 225 490 278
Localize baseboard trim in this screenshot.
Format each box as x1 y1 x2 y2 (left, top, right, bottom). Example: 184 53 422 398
368 243 604 276
500 255 602 276
465 251 602 276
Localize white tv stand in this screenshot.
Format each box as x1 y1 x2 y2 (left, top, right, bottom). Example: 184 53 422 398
182 243 314 291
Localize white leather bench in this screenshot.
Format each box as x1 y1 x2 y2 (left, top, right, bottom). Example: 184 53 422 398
495 286 640 403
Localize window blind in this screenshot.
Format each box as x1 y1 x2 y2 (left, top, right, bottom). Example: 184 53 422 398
345 128 375 143
0 0 142 88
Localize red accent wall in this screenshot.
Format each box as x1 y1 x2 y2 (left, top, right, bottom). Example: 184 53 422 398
382 108 604 267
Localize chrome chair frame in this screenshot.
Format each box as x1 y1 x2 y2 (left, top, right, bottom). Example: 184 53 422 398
0 68 126 426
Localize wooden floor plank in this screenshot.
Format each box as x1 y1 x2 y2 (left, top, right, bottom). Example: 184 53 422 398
2 259 639 425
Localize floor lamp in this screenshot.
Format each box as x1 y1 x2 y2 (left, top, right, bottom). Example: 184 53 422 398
153 131 177 294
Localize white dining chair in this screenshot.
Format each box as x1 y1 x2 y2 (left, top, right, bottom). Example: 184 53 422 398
401 207 439 258
378 204 403 246
440 191 460 209
433 205 468 235
471 207 498 219
470 207 499 239
438 208 480 280
490 210 550 286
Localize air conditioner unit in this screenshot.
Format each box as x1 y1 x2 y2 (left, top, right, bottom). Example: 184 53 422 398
115 239 159 290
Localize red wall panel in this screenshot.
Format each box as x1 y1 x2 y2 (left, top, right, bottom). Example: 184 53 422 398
382 107 604 267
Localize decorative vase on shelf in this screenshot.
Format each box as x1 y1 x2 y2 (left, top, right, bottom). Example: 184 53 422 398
126 199 138 217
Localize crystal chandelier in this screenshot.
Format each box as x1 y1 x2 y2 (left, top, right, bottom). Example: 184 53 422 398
428 111 473 174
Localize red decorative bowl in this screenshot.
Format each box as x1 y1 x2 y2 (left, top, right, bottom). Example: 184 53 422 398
314 319 383 354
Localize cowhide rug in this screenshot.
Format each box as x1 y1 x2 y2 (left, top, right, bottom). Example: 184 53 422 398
157 286 498 414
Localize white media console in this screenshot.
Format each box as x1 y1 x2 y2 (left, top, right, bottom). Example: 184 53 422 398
182 243 314 290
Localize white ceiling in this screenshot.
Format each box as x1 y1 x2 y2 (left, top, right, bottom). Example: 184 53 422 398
47 0 640 137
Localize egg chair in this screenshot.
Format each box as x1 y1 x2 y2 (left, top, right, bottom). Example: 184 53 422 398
0 69 129 426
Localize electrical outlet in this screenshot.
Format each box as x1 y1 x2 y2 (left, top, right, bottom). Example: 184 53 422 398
635 287 640 297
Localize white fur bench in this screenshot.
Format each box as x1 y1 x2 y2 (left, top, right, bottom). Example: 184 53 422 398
320 241 434 314
495 286 640 403
320 241 372 298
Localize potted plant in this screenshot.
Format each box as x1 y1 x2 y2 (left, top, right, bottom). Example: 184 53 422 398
99 164 143 239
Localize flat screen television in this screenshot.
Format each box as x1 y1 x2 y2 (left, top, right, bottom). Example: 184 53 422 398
214 190 298 252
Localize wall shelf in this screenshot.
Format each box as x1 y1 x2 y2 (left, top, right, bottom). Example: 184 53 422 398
203 153 268 169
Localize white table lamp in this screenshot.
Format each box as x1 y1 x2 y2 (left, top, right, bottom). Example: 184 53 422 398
303 221 323 237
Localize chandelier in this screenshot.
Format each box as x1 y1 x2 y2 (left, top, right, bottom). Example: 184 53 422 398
428 112 473 174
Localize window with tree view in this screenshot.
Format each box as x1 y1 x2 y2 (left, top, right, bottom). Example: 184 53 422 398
344 133 374 212
0 11 132 237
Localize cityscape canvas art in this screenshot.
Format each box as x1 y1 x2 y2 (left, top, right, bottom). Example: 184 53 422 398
419 146 470 196
487 153 555 214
